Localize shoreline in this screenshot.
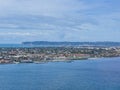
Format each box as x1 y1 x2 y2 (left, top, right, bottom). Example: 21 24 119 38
0 56 120 65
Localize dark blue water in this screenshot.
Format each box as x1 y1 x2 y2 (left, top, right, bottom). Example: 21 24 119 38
0 44 43 48
0 57 120 90
0 44 67 48
0 44 117 48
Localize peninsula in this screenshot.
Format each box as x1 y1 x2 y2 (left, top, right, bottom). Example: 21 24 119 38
0 45 120 64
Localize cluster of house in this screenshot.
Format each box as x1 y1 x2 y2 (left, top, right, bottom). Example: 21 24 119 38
0 46 120 64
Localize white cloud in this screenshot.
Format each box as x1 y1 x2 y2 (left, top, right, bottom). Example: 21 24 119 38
0 23 19 28
0 0 120 43
0 0 91 17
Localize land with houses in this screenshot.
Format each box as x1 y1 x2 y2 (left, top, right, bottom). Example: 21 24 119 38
0 46 120 64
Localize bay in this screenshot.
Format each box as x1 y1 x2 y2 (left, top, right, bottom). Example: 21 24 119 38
0 57 120 90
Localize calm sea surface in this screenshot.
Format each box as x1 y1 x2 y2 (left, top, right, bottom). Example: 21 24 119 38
0 57 120 90
0 44 44 47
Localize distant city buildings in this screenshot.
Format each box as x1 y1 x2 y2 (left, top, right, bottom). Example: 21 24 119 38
0 46 120 64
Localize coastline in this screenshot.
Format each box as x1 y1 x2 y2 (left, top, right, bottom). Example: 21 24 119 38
0 56 120 65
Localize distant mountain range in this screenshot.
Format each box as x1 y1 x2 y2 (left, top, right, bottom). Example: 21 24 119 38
22 41 120 46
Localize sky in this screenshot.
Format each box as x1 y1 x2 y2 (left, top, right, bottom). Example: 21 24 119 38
0 0 120 43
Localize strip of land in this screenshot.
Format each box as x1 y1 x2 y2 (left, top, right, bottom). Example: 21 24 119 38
0 46 120 64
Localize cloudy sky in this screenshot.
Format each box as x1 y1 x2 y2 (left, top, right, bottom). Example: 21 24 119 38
0 0 120 43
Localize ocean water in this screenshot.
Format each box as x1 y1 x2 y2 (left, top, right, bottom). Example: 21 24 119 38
0 44 66 48
0 44 40 48
0 57 120 90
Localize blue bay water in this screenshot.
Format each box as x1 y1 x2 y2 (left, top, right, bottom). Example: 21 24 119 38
0 44 65 48
0 57 120 90
0 44 42 48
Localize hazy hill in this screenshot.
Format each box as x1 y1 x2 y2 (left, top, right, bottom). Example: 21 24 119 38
22 41 120 46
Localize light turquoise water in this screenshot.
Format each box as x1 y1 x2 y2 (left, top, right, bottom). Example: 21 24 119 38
0 57 120 90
